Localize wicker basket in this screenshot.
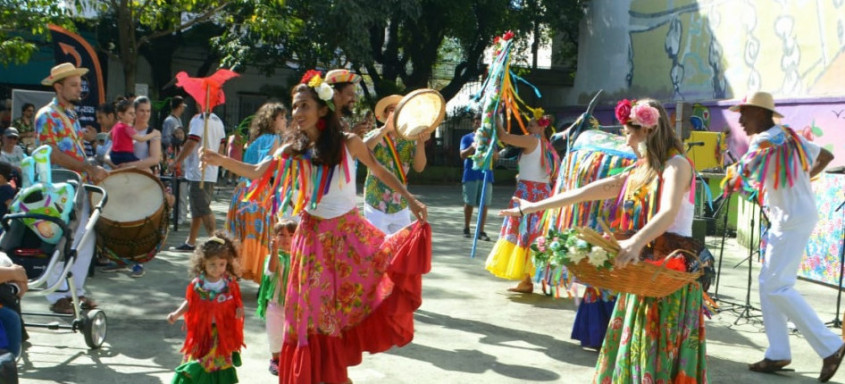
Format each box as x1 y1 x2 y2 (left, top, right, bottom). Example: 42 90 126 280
568 224 703 298
567 249 702 298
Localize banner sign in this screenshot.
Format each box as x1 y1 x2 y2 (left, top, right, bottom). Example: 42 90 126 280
47 24 105 131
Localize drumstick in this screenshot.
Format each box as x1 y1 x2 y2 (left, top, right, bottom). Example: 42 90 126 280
200 85 210 189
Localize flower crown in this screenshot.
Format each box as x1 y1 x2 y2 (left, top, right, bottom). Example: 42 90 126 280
300 70 335 111
615 99 659 128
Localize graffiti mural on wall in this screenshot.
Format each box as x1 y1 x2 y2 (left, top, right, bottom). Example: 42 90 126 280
626 0 845 101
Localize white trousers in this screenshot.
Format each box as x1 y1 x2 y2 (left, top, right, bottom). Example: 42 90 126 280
46 196 95 303
760 222 843 360
266 301 285 354
364 204 411 235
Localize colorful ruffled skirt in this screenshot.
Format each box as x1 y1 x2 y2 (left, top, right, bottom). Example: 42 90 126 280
279 209 431 384
172 328 241 384
485 180 551 280
571 287 616 349
226 182 273 283
593 283 708 383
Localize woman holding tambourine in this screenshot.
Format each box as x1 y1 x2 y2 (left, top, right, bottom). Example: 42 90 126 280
501 98 707 383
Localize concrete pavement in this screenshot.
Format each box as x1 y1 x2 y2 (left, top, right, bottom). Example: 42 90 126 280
14 184 845 383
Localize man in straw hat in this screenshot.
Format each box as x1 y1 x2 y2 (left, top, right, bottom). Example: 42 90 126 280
34 62 109 314
728 91 842 381
362 94 430 234
324 68 360 130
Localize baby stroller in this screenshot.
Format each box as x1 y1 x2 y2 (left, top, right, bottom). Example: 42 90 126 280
0 146 109 349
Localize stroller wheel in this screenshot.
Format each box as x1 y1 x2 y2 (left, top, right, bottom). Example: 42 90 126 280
82 309 107 349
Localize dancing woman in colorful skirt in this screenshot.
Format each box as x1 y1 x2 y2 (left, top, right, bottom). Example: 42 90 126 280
502 98 708 383
201 70 431 384
226 102 286 282
485 116 557 292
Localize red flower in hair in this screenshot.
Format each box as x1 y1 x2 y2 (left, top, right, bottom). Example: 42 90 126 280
300 69 322 85
503 30 514 41
615 99 634 124
538 117 550 128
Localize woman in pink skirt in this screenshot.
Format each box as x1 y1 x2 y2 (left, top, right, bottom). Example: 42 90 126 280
201 69 431 384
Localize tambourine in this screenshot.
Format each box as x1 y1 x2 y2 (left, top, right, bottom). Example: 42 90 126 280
392 88 445 140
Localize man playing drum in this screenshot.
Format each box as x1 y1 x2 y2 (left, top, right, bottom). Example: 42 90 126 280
362 94 430 234
34 63 109 314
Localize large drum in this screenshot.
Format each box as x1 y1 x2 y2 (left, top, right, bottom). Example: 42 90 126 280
92 169 170 264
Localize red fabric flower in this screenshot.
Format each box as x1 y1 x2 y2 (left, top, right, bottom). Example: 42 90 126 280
537 117 550 128
503 30 514 41
175 69 239 112
615 99 634 124
301 69 322 85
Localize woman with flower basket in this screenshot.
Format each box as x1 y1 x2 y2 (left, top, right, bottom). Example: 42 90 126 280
201 69 431 384
502 98 707 383
485 114 558 292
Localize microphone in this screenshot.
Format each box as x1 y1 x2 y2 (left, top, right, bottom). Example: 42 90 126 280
686 141 705 147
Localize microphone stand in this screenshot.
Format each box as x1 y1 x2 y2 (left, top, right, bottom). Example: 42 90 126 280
826 198 845 328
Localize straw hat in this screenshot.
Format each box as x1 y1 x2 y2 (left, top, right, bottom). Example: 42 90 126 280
375 94 403 123
324 69 360 85
729 91 783 118
41 62 89 86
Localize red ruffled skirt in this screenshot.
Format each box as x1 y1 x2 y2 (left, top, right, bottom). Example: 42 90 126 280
279 208 431 384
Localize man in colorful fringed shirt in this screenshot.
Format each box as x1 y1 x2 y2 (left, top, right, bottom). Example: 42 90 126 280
363 94 429 234
726 92 843 382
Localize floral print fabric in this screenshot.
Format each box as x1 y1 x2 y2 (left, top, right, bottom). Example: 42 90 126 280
485 180 551 280
226 182 272 282
283 208 410 343
34 98 87 164
363 133 416 214
594 283 708 383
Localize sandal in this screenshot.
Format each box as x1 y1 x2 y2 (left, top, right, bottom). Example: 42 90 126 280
820 343 845 383
49 298 74 315
748 358 792 373
507 282 534 294
78 296 98 310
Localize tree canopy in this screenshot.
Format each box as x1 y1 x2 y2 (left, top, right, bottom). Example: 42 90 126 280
215 0 586 104
0 0 74 66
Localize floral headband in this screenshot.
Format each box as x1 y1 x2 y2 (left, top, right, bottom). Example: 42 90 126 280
615 99 659 128
530 107 550 128
300 70 335 111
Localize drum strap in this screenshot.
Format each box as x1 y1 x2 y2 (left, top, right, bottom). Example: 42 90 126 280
383 135 407 184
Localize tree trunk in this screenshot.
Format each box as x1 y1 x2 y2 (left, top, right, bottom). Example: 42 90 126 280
115 0 136 95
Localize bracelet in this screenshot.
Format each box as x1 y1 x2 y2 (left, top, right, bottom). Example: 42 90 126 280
518 204 524 217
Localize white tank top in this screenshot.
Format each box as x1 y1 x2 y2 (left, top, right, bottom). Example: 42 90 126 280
305 144 357 219
665 155 694 237
518 137 550 183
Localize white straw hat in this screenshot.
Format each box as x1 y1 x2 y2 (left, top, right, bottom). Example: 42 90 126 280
41 62 89 86
729 91 784 118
